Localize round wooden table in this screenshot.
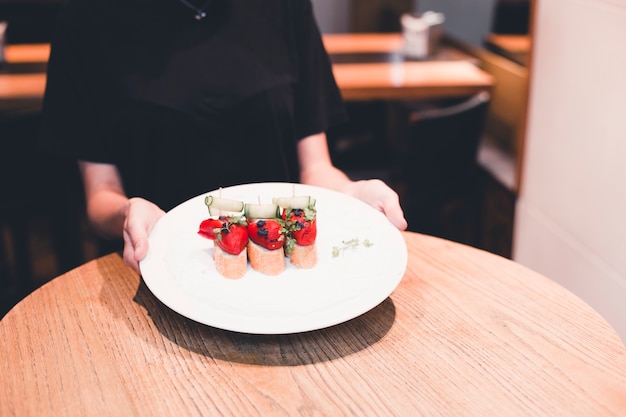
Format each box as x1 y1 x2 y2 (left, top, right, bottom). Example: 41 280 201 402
1 232 625 416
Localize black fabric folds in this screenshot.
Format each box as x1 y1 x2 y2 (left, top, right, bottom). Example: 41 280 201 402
39 0 347 210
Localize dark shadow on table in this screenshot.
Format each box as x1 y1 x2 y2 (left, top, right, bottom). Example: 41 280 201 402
132 278 396 366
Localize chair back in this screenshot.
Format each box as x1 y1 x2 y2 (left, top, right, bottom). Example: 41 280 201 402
402 91 491 239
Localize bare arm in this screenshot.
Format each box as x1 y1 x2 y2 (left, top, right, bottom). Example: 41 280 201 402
297 132 352 188
297 133 407 230
78 160 165 272
78 161 129 238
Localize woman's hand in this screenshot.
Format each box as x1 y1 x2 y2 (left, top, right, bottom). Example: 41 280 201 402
122 197 165 273
296 133 408 231
342 179 408 231
79 161 166 274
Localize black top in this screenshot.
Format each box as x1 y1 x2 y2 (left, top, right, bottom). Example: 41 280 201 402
39 0 347 211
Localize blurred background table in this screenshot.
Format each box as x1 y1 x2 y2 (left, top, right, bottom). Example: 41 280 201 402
0 37 494 105
323 33 493 101
0 43 49 111
2 232 625 416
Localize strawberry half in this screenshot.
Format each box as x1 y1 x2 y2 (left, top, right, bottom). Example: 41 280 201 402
198 218 223 240
247 219 285 250
291 217 316 246
198 216 248 255
216 222 248 255
282 207 317 253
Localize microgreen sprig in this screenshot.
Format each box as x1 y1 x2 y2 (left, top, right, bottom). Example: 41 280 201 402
332 238 374 258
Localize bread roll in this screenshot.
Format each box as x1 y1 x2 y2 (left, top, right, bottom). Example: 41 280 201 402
289 243 317 269
247 240 285 276
213 245 248 279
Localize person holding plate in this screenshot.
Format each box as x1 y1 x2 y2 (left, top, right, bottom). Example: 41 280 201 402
38 0 407 273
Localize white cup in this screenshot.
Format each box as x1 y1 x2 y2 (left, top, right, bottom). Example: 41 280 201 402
401 14 429 59
401 12 445 60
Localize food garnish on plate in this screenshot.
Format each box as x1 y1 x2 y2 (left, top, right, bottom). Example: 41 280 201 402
198 196 248 279
245 202 286 276
198 192 318 278
273 195 318 269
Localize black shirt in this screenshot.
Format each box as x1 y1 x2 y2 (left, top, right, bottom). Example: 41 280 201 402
39 0 347 211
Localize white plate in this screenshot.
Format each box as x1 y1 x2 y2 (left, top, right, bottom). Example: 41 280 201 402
140 182 407 334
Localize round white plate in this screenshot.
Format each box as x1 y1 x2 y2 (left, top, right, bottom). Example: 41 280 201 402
140 182 407 334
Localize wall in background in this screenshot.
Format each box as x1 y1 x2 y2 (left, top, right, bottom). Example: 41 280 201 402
311 0 413 34
415 0 496 47
311 0 496 45
310 0 350 33
514 0 626 342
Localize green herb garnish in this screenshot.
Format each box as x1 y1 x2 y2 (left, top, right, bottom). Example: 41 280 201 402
332 238 374 257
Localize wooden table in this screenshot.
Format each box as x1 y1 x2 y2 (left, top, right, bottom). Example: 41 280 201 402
323 33 493 101
0 37 493 108
323 33 406 54
3 43 50 64
0 43 49 112
2 232 625 416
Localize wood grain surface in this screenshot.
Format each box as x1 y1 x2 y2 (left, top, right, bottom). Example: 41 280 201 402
3 43 50 63
323 33 493 101
323 33 405 54
0 73 46 99
1 232 625 416
331 60 493 101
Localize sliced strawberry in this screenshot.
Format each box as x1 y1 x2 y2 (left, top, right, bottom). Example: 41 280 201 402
198 216 248 255
198 218 224 240
216 220 248 255
247 219 285 250
282 207 317 248
291 217 316 246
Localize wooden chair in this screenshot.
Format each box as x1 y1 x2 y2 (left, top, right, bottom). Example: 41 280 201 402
399 91 491 246
327 101 391 181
